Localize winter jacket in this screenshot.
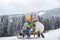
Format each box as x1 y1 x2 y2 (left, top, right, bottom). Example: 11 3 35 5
35 21 44 33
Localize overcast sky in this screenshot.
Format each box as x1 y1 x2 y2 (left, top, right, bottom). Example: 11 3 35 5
0 0 60 15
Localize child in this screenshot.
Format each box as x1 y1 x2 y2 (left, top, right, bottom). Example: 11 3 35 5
23 15 32 38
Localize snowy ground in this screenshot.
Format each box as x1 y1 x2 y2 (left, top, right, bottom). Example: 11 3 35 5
0 29 60 40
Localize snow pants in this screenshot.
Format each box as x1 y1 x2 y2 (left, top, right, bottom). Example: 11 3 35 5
23 28 30 37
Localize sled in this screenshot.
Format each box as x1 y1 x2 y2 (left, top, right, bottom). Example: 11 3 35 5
16 30 41 39
17 21 45 38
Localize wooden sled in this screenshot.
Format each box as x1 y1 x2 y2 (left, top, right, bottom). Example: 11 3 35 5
16 30 41 39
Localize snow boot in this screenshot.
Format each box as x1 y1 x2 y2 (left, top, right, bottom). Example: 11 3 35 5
41 33 45 38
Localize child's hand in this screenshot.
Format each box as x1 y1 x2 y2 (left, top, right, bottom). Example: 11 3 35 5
26 25 30 28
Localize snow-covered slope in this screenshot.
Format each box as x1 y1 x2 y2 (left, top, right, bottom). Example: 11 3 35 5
41 8 60 19
0 28 60 40
44 28 60 40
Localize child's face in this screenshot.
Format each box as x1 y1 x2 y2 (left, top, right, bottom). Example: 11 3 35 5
27 20 31 22
32 18 36 22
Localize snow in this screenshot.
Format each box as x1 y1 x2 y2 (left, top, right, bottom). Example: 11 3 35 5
44 28 60 40
38 12 45 16
0 28 60 40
